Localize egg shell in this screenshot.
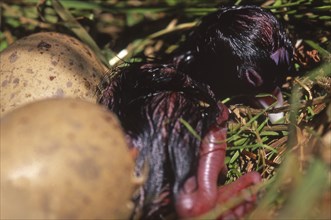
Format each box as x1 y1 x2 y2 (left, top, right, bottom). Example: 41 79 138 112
0 98 135 219
0 32 108 116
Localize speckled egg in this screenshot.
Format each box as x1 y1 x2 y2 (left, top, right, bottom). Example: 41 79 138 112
0 98 135 219
0 32 108 116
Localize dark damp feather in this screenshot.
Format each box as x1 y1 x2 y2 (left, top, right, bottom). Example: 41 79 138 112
171 5 294 99
98 63 220 219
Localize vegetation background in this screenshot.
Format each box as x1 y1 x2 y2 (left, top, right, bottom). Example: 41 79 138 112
1 0 330 219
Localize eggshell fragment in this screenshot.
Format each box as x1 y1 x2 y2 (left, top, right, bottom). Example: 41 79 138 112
0 98 134 219
0 32 108 116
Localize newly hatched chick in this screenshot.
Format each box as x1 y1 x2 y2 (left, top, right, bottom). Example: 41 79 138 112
99 63 260 219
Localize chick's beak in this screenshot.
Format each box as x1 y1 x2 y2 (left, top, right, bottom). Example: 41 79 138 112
256 86 284 123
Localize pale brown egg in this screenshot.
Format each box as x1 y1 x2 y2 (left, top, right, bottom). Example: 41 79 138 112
0 98 135 219
0 32 108 116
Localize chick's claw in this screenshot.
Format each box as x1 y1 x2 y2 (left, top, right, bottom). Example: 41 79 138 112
217 172 262 220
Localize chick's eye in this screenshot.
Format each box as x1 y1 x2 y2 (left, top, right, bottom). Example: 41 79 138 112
270 47 290 66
